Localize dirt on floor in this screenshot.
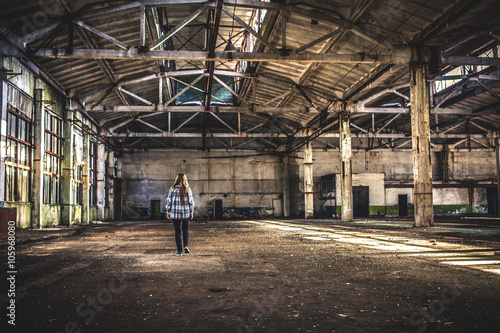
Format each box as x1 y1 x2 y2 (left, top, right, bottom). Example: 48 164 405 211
2 218 500 333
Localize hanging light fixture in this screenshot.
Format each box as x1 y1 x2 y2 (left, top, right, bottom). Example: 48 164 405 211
224 38 237 52
224 0 237 52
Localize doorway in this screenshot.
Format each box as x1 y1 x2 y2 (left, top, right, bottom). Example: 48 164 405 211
399 194 409 216
487 188 499 215
353 186 369 217
114 179 122 220
151 200 161 219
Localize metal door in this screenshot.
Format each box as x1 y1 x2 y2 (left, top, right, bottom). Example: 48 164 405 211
399 194 408 216
353 186 369 217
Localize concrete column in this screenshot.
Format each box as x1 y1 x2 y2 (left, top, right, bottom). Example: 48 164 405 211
107 150 115 221
97 143 105 220
282 155 290 217
0 58 7 204
32 89 45 228
61 110 74 225
410 61 434 227
496 137 500 216
82 135 90 223
303 129 314 219
340 110 353 222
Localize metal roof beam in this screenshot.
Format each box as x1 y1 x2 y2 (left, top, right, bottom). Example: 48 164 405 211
440 56 500 66
221 4 277 52
20 48 412 63
213 75 249 105
165 73 204 105
105 132 492 139
77 105 320 113
150 5 207 50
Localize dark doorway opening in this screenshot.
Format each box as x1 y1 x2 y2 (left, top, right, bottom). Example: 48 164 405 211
353 186 369 217
213 199 223 219
114 179 122 220
399 194 409 216
151 200 161 219
487 188 499 215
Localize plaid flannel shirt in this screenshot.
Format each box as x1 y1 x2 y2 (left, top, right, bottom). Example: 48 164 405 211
166 185 195 219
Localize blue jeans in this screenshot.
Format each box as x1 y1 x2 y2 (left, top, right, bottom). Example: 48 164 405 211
172 219 189 252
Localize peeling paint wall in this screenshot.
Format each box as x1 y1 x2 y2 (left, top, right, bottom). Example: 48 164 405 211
1 57 113 227
3 202 31 229
120 150 282 219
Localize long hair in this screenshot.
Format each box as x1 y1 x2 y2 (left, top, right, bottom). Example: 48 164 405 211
172 172 190 204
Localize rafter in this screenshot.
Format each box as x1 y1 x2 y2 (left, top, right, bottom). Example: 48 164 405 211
150 5 207 50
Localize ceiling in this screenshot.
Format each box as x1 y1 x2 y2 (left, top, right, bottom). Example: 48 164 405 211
1 0 499 153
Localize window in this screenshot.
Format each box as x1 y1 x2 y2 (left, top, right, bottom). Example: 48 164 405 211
74 164 83 205
104 158 109 208
43 110 63 204
5 107 32 202
113 156 119 178
73 132 84 205
89 141 98 206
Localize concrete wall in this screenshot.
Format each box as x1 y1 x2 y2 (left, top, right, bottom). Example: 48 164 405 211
3 202 31 228
120 150 283 219
291 148 496 217
119 147 496 219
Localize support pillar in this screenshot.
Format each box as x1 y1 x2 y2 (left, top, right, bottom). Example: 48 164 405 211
32 89 45 228
282 155 290 217
410 60 434 227
303 129 314 219
82 135 90 223
61 109 74 225
97 143 105 221
107 150 115 221
0 57 7 205
340 109 353 222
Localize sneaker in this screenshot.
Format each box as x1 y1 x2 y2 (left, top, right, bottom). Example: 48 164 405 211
184 246 190 254
175 252 182 256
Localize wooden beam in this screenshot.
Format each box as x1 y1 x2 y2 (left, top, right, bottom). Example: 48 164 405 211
74 21 130 50
343 64 394 100
295 29 342 54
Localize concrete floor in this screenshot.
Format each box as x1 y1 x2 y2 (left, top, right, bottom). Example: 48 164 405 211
2 217 500 332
